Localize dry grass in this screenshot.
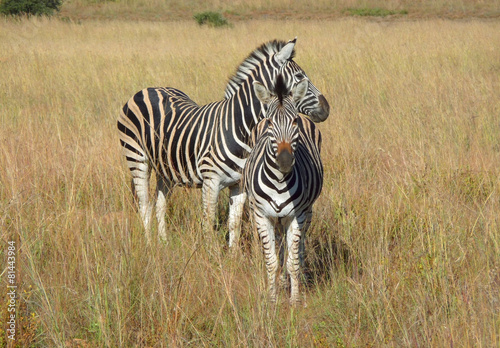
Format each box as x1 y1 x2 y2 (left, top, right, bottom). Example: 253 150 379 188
59 0 500 21
0 15 499 347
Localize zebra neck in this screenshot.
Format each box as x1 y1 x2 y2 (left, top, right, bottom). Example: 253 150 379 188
223 79 263 138
240 78 262 120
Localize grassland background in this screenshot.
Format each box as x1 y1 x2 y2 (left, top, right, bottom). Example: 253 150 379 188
1 1 500 346
60 0 500 20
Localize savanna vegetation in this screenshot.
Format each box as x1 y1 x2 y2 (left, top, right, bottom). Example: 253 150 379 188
58 0 499 21
1 0 499 346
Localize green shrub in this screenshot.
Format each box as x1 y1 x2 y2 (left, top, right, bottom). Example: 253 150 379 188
345 7 408 17
0 0 62 16
193 11 230 27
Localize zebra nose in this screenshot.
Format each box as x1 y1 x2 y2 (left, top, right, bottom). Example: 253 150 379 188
308 94 330 123
276 142 294 174
315 94 330 122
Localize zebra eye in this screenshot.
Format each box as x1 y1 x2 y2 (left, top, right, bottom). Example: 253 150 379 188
292 119 298 127
295 73 305 80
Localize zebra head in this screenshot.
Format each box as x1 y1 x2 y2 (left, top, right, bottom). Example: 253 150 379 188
252 74 308 175
225 38 330 123
273 38 329 123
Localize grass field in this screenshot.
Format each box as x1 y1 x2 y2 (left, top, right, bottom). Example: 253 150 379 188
1 7 500 347
59 0 500 20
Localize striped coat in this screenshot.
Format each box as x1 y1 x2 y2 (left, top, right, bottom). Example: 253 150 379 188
244 75 323 304
117 39 329 244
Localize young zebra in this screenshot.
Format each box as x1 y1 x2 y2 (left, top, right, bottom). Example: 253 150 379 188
117 38 329 244
244 74 323 305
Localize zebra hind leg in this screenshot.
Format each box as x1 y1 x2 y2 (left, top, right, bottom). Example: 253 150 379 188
130 160 154 243
155 174 173 242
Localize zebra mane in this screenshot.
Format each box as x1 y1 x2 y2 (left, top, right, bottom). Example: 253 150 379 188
273 74 289 105
224 40 296 98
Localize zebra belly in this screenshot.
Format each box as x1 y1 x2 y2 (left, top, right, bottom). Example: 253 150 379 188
220 170 242 187
156 134 205 186
199 149 248 189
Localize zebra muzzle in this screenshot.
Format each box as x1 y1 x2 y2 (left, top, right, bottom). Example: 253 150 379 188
276 142 294 174
308 94 330 123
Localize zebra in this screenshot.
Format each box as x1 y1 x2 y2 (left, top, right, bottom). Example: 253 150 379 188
243 74 323 305
117 38 329 244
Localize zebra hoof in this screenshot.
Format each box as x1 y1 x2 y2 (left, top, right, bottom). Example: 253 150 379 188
289 294 307 308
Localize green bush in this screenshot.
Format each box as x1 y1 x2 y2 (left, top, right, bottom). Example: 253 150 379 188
0 0 62 16
193 11 230 27
345 7 408 17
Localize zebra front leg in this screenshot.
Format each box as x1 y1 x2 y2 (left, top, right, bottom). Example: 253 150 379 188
286 216 304 305
131 161 154 243
228 185 247 248
254 212 278 302
276 225 288 289
202 178 221 233
155 175 172 242
299 210 313 274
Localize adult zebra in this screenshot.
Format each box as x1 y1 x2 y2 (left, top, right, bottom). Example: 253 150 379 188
117 38 329 244
244 74 323 305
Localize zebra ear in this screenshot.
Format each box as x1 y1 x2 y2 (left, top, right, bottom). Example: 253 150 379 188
293 78 309 104
274 37 297 66
253 81 273 105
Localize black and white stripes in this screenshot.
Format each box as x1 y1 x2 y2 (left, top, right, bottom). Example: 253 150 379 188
117 38 329 244
244 74 324 304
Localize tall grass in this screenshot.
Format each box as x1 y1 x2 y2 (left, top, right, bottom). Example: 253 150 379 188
0 16 499 346
59 0 500 20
